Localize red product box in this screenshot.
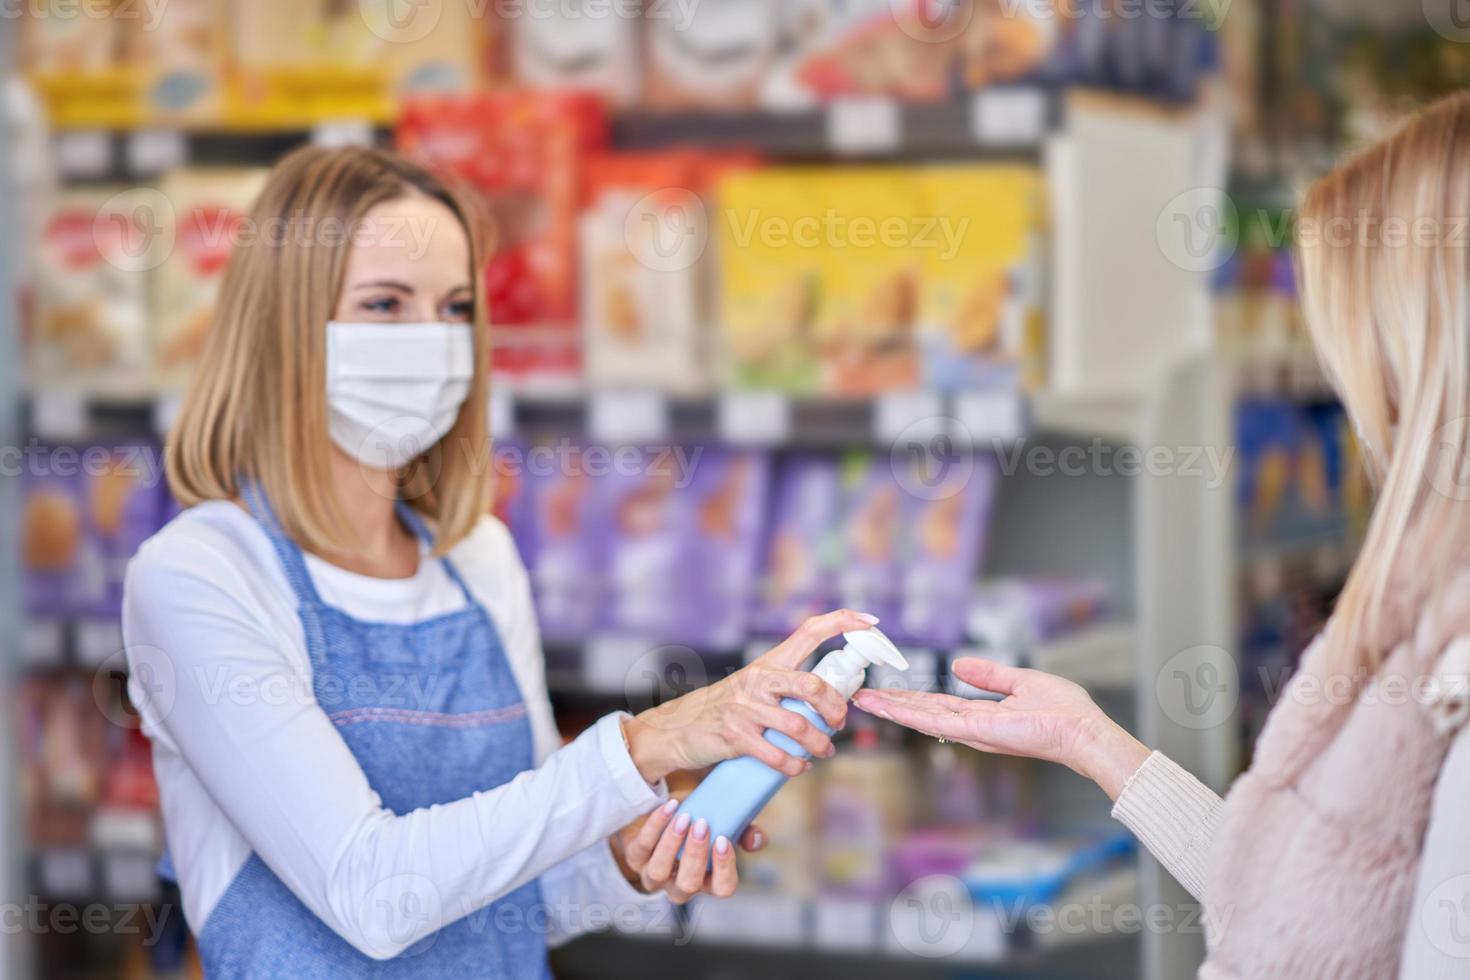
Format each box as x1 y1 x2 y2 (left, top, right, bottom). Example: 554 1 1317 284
397 92 608 383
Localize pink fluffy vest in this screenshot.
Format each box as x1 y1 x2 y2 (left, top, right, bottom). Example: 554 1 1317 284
1200 582 1469 979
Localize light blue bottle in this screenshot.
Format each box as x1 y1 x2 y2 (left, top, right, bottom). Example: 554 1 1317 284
677 628 909 855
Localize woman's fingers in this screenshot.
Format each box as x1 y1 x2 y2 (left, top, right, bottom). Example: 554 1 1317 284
641 810 692 888
625 799 679 870
739 824 765 852
750 702 834 760
767 669 848 729
734 726 810 778
950 657 1028 696
853 689 989 741
709 836 739 898
761 609 878 671
671 819 712 902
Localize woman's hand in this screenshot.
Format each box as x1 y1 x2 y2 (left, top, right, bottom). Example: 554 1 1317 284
610 799 767 903
852 657 1151 800
622 609 878 784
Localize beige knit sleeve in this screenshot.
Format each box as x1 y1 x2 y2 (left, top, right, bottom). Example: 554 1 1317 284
1109 751 1224 903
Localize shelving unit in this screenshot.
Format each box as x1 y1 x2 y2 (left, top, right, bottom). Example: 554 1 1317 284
12 70 1230 977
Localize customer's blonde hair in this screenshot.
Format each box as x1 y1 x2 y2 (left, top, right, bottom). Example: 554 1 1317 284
1298 92 1470 673
165 146 491 558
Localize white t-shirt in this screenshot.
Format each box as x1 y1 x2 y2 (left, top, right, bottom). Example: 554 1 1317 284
121 500 670 959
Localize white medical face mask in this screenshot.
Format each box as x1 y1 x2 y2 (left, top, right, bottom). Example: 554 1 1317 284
325 321 475 470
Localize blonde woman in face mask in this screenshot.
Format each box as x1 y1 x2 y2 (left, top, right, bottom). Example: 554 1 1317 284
122 147 880 978
861 93 1470 979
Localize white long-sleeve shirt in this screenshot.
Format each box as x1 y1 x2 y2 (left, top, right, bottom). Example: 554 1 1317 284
121 500 671 960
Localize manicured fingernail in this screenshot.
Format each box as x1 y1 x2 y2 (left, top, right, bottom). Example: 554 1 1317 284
662 799 679 814
715 836 731 855
824 744 836 758
673 813 691 833
692 818 709 841
803 760 813 773
750 831 764 848
857 613 880 625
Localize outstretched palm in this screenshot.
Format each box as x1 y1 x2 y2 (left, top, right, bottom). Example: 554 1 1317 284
852 658 1148 797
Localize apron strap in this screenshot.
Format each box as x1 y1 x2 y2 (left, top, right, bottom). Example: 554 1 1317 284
395 500 477 605
240 481 326 608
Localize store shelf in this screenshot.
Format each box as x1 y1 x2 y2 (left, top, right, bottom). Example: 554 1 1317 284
20 386 1172 448
611 88 1063 160
50 124 393 182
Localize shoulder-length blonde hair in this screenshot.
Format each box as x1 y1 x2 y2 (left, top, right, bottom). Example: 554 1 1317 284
165 146 491 558
1298 91 1470 674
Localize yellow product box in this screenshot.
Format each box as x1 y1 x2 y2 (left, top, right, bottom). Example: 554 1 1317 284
225 0 482 125
917 166 1046 390
152 168 269 389
814 168 923 397
226 1 387 126
717 170 828 393
119 0 227 125
20 0 119 75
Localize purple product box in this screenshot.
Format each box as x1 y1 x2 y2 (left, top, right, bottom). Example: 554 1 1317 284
600 449 682 640
896 455 999 649
750 453 843 638
22 463 87 620
672 449 770 650
835 452 905 635
82 443 169 621
489 436 534 565
524 447 606 643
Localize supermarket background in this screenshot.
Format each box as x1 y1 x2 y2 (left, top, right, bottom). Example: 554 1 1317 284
0 1 1464 978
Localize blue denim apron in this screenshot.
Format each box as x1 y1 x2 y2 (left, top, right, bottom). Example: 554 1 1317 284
192 484 549 978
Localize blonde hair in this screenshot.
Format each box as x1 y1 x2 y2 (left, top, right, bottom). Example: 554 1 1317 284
165 146 491 559
1298 92 1470 673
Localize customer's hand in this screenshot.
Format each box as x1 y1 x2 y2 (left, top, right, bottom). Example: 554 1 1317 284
610 800 768 903
622 609 877 784
852 657 1151 800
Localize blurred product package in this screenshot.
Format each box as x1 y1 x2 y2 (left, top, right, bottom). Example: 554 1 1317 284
601 449 682 640
718 165 1047 395
152 167 269 388
22 442 169 627
398 92 607 383
580 151 758 392
31 188 154 395
966 577 1113 652
750 453 843 636
674 449 770 649
506 0 640 108
524 445 605 643
642 0 784 111
918 166 1046 391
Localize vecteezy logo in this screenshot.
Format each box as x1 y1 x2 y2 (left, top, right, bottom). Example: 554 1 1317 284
1426 417 1470 502
1421 874 1470 958
623 645 709 731
1155 187 1237 274
1425 0 1470 42
890 416 977 501
623 188 708 274
888 874 975 958
1156 645 1238 731
93 188 176 273
358 874 442 959
890 0 975 43
359 0 443 44
93 644 177 730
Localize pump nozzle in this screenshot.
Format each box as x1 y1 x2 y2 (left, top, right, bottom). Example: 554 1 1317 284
842 626 909 671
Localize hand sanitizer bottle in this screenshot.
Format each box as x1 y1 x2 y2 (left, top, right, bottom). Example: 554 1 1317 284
676 628 909 855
